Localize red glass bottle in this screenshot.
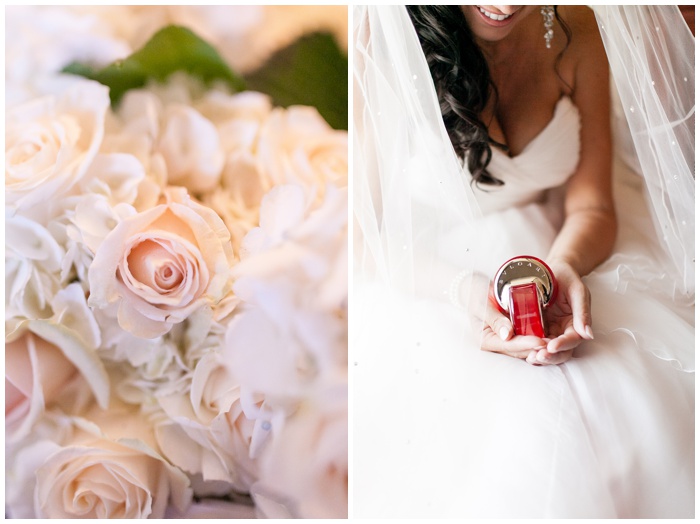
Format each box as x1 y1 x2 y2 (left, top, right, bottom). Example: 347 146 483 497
492 256 557 337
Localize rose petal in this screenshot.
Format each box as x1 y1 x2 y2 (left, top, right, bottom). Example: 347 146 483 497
117 299 172 339
28 319 110 410
88 204 169 308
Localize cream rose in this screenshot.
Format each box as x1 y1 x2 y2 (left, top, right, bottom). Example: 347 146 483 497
33 419 192 519
5 80 109 210
256 106 348 189
87 187 234 338
36 442 188 518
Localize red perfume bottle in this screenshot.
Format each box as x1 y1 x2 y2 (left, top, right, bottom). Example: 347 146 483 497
492 256 557 338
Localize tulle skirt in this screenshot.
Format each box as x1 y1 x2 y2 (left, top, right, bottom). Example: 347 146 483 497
352 161 694 518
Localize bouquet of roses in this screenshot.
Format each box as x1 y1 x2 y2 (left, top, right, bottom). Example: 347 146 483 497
5 6 348 519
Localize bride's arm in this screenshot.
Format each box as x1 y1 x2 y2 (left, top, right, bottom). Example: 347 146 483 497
486 9 617 365
544 10 616 354
548 12 616 275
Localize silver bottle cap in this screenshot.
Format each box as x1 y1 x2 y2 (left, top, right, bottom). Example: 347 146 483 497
494 256 556 313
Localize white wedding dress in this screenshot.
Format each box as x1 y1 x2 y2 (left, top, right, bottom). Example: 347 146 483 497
353 93 694 518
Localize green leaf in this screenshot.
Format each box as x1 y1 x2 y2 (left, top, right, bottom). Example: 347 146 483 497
62 25 245 105
244 33 348 130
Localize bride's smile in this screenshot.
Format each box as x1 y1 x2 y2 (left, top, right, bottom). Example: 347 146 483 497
464 5 537 40
477 5 519 24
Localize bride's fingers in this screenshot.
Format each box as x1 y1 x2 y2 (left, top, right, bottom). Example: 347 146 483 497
480 294 547 357
534 348 573 365
547 325 582 353
481 330 546 358
525 350 542 365
482 298 514 341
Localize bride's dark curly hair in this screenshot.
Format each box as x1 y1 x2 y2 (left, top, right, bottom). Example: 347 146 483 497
407 6 570 187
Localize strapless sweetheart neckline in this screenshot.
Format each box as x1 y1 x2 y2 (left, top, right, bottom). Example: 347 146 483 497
472 96 581 215
492 96 576 161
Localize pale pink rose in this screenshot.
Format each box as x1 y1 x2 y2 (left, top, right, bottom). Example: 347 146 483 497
5 80 109 210
87 187 235 338
6 284 109 441
5 332 77 436
33 416 192 519
5 400 190 518
256 106 348 189
5 401 190 519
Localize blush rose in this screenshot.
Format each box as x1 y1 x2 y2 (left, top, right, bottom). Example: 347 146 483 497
88 187 235 338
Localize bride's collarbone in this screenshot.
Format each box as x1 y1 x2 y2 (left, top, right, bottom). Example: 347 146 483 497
483 88 565 157
483 38 576 156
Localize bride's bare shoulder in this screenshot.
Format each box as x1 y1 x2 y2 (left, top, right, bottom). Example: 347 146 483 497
557 6 608 91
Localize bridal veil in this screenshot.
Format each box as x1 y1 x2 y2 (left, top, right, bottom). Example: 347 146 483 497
353 5 694 307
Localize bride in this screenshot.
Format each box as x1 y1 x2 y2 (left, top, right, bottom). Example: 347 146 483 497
353 5 694 519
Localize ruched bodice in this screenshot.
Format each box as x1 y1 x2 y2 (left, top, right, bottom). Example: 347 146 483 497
472 96 581 214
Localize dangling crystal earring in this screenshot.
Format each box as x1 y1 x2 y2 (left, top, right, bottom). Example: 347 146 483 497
541 6 554 49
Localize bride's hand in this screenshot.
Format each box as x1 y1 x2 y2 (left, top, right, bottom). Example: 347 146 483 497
480 295 553 363
467 273 551 363
540 259 595 356
474 261 593 366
